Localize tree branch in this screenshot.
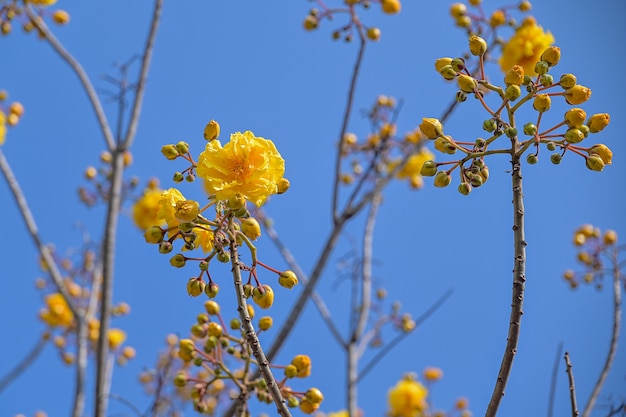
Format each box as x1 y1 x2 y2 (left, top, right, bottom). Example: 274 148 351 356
547 342 563 417
0 334 47 394
565 351 580 417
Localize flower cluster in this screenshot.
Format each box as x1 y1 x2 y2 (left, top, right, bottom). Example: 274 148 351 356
420 34 611 194
563 225 620 289
149 300 324 415
0 90 23 145
36 247 134 366
78 150 137 207
449 0 532 33
340 95 434 190
303 0 401 43
0 0 70 37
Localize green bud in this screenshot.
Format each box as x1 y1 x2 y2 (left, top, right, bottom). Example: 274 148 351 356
458 182 472 195
197 313 209 323
585 154 605 171
178 222 194 233
564 128 584 144
185 173 195 182
159 241 173 254
456 91 467 102
173 372 187 387
450 57 465 71
287 396 300 408
199 260 208 271
243 284 254 298
475 137 486 148
230 318 241 330
505 127 518 138
559 73 577 89
161 144 179 160
540 74 553 87
190 324 206 338
169 254 186 268
504 84 521 101
546 142 556 151
526 154 538 164
205 335 218 350
523 123 537 136
469 174 483 187
420 160 438 177
216 251 230 263
483 118 497 132
550 153 562 164
534 60 549 75
578 124 590 138
522 75 533 85
204 282 219 298
433 171 451 188
440 65 457 80
175 141 190 155
480 167 489 182
173 172 184 183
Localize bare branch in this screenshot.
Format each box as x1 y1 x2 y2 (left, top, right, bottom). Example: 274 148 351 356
581 248 622 417
547 342 563 417
0 334 47 394
25 6 116 150
565 351 580 417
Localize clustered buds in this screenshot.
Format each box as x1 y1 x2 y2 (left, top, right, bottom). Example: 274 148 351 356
563 225 619 289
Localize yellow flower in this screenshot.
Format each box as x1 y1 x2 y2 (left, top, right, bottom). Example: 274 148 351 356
108 328 126 349
27 0 57 5
39 293 74 327
194 228 215 253
388 376 429 417
327 411 350 417
132 187 163 230
588 144 612 165
564 85 592 105
504 65 524 86
0 111 6 146
196 131 285 207
158 188 186 228
291 354 312 378
499 17 554 76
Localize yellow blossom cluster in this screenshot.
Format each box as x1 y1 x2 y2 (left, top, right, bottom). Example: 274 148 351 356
0 90 24 145
387 374 429 417
0 1 70 37
499 16 554 76
563 225 619 289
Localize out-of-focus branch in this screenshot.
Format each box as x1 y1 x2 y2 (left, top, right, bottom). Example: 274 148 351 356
347 193 380 417
0 334 47 394
260 212 345 346
547 342 563 417
565 351 580 417
123 0 163 149
357 288 453 382
485 133 527 417
230 243 291 417
581 249 622 417
332 36 366 223
25 6 115 150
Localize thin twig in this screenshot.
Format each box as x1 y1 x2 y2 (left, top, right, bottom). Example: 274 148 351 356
581 249 622 417
547 342 563 417
230 243 291 417
0 334 48 394
25 6 115 150
357 288 454 382
347 193 380 417
109 393 144 417
332 36 367 223
565 351 580 417
484 132 527 417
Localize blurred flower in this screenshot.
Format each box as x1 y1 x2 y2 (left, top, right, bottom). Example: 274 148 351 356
108 328 127 349
197 131 285 207
132 187 163 230
499 17 554 75
388 375 429 417
0 111 6 145
39 293 73 327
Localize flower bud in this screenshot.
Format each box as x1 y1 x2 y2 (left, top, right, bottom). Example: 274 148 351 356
230 318 241 329
468 35 487 56
252 285 275 309
144 226 164 244
523 122 537 136
534 60 550 75
603 230 618 246
559 73 577 89
483 118 497 132
450 3 467 18
175 141 189 155
216 251 230 263
366 27 381 41
303 15 318 31
279 270 299 289
585 154 605 171
205 282 219 298
305 388 324 405
284 364 298 378
506 127 518 138
540 46 561 66
204 300 220 315
381 0 401 14
419 118 443 139
203 120 220 141
519 0 532 11
564 108 586 128
420 160 437 177
161 144 179 160
546 142 556 151
52 10 71 25
526 153 538 164
457 74 477 93
439 65 457 81
504 85 521 101
490 10 506 27
187 278 205 297
241 217 261 241
159 241 173 253
450 58 465 71
564 85 591 105
174 200 199 222
550 153 562 164
433 171 451 188
170 254 186 268
258 316 273 331
276 178 290 194
174 372 187 387
172 172 184 182
588 144 612 165
458 182 472 195
533 94 551 112
564 128 584 144
586 113 610 133
504 65 524 86
291 354 312 378
207 322 222 338
435 57 453 73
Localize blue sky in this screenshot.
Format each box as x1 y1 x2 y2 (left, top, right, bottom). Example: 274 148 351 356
1 1 625 416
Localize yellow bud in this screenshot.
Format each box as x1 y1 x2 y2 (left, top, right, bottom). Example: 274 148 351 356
585 154 605 171
423 367 443 381
504 65 524 86
305 388 324 404
203 120 220 141
586 113 610 133
258 316 273 331
532 94 551 112
366 27 381 41
7 112 19 126
291 354 312 378
52 10 70 25
174 200 199 222
278 270 299 289
241 217 261 241
204 300 220 315
588 144 612 165
381 0 401 14
541 46 561 66
0 90 7 101
0 21 10 35
252 285 274 309
490 9 506 27
450 3 467 18
9 102 24 117
564 85 591 105
603 230 618 245
144 226 164 244
299 399 320 415
161 144 179 160
107 328 126 349
559 73 577 89
122 346 136 359
207 322 223 338
276 178 290 194
380 122 396 138
457 73 477 93
85 166 97 179
573 232 586 246
123 150 133 167
303 15 318 31
434 171 451 188
504 85 521 101
435 57 453 73
187 278 205 297
564 108 587 128
468 35 487 56
419 118 443 139
519 0 532 11
564 128 584 144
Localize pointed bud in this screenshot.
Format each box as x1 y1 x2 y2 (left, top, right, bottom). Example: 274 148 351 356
433 171 451 188
588 144 612 165
203 120 220 141
586 113 610 133
457 74 477 93
564 85 591 105
419 118 443 139
564 108 587 128
468 35 487 56
540 46 561 66
161 144 179 160
279 270 299 289
585 154 605 171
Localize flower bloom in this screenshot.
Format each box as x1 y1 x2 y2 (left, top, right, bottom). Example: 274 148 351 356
39 293 74 327
499 17 554 75
132 187 163 230
107 328 127 349
388 376 429 417
393 149 435 183
196 131 285 207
